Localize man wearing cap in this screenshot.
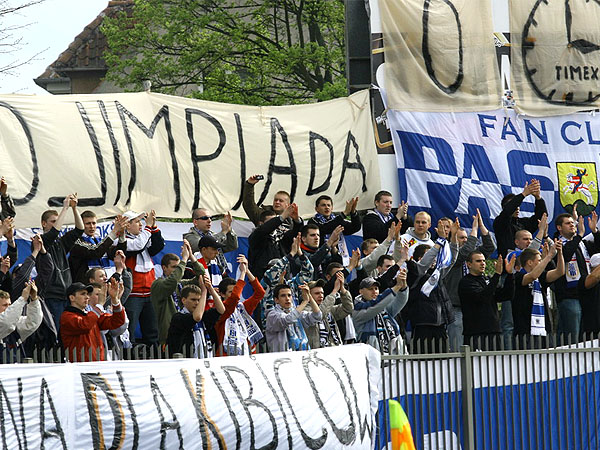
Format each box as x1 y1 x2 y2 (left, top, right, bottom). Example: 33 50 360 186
352 273 408 353
197 235 228 288
60 280 126 361
305 273 353 349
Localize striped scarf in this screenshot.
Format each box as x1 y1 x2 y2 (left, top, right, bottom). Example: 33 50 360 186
530 277 546 336
421 238 453 297
560 236 591 288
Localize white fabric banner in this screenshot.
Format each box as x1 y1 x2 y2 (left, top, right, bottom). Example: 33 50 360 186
0 90 380 228
388 108 600 226
0 344 380 450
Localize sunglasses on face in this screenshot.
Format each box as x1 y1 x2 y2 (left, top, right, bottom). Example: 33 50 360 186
194 216 212 221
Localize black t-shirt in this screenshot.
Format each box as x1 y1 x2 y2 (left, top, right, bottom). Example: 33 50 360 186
513 271 551 336
166 308 221 355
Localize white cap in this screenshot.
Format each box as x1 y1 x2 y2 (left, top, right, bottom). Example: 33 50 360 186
123 210 144 221
591 253 600 269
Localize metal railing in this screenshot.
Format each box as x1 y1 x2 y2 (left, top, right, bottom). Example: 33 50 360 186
378 338 600 450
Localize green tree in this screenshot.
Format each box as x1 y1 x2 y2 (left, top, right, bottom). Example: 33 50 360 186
102 0 347 105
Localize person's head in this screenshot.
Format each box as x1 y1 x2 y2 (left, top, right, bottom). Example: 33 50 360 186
85 267 107 285
192 208 212 232
218 277 237 300
180 284 203 312
161 253 180 277
374 190 393 215
325 262 344 280
555 213 576 239
456 228 468 247
259 210 276 225
315 195 333 217
412 244 431 262
501 194 519 217
414 211 432 238
361 238 379 256
67 283 93 311
436 217 452 238
466 251 486 276
272 191 291 215
359 277 380 301
88 282 103 306
590 253 600 270
301 224 320 248
308 279 325 305
274 284 293 309
376 255 394 275
519 248 542 272
41 210 59 233
0 290 10 314
514 229 533 250
124 211 145 235
198 235 224 262
81 210 97 237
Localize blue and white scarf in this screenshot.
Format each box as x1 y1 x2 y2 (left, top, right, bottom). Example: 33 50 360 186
223 302 264 355
560 236 591 288
529 277 546 336
313 213 351 266
421 238 453 297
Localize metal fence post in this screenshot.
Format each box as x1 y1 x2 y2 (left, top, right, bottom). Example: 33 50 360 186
460 345 475 450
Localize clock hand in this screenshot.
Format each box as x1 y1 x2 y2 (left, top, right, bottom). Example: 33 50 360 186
569 39 600 54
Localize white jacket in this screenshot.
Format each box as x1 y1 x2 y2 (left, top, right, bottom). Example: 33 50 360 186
0 296 42 342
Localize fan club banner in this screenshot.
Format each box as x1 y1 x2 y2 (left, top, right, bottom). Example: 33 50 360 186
389 108 600 227
0 344 380 450
0 90 380 228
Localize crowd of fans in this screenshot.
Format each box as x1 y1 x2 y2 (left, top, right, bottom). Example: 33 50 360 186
0 174 598 362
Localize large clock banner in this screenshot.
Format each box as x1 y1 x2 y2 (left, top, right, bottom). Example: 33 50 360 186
379 0 501 112
510 0 600 116
389 108 600 230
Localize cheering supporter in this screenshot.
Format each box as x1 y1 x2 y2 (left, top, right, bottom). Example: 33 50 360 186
307 195 362 248
214 255 265 356
513 242 565 348
578 253 600 338
69 212 128 283
0 281 42 362
184 208 237 274
166 280 225 358
118 209 164 347
60 279 126 361
41 194 84 332
321 261 357 344
299 223 343 280
265 283 321 352
352 270 408 353
243 174 291 226
444 210 496 351
196 235 227 286
458 252 515 350
399 211 434 257
0 217 17 294
305 274 353 349
151 240 205 345
248 205 303 280
406 218 459 353
363 190 411 243
552 212 600 342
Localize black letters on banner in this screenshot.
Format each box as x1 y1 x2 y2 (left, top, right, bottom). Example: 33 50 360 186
116 371 139 450
306 132 334 196
39 378 67 450
116 102 181 210
150 375 184 450
339 358 374 441
17 378 29 450
80 373 125 450
258 118 298 206
222 366 278 450
0 102 39 206
335 132 368 195
0 379 24 450
185 108 226 211
48 102 108 207
232 113 247 211
273 358 327 449
99 101 124 205
180 369 225 450
209 369 243 450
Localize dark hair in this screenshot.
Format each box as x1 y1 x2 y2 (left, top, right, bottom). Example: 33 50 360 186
181 284 202 299
361 238 378 253
325 262 344 277
412 244 431 261
218 277 236 296
376 254 394 267
519 248 540 267
374 190 393 202
466 251 484 263
191 208 207 220
90 282 103 290
301 223 320 238
259 210 276 223
555 213 572 229
273 284 292 299
501 193 516 208
0 290 9 299
41 210 58 223
85 267 104 283
315 195 333 208
81 210 96 220
161 253 180 267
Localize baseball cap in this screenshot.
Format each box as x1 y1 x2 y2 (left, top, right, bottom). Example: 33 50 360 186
308 279 325 289
359 277 380 289
123 210 145 221
66 282 93 298
198 235 225 249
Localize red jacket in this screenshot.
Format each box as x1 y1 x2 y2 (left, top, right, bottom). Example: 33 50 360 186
215 278 265 356
60 305 126 361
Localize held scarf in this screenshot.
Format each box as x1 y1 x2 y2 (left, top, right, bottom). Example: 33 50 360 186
182 307 212 358
223 302 264 356
560 236 591 288
273 304 310 351
312 213 351 265
421 238 453 297
529 276 547 336
318 312 342 348
375 312 399 354
125 231 155 273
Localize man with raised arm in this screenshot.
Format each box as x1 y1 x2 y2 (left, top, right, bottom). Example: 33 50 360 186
363 190 411 243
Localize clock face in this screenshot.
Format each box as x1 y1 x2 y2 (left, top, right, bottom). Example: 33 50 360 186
522 0 600 106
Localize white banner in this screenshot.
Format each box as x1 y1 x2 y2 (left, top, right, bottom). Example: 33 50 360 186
0 90 380 228
388 108 600 227
0 344 380 450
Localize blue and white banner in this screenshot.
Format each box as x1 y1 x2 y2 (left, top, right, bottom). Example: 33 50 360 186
389 109 600 230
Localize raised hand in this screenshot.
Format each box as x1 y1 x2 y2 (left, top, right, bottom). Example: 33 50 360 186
107 277 119 301
0 217 13 237
344 198 354 216
589 211 598 233
538 212 548 238
221 212 233 234
326 225 344 248
395 267 407 290
290 203 300 222
281 204 294 220
495 255 503 274
247 174 262 185
69 193 78 208
396 200 408 220
397 242 410 264
21 280 33 300
181 240 190 262
351 197 359 213
237 254 248 273
113 215 129 236
0 256 10 274
334 271 345 292
114 250 126 272
148 209 157 228
0 177 7 196
505 253 517 274
348 248 361 271
578 214 585 237
29 280 38 301
295 233 303 256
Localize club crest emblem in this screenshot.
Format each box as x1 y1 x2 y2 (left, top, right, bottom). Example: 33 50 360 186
557 162 598 216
